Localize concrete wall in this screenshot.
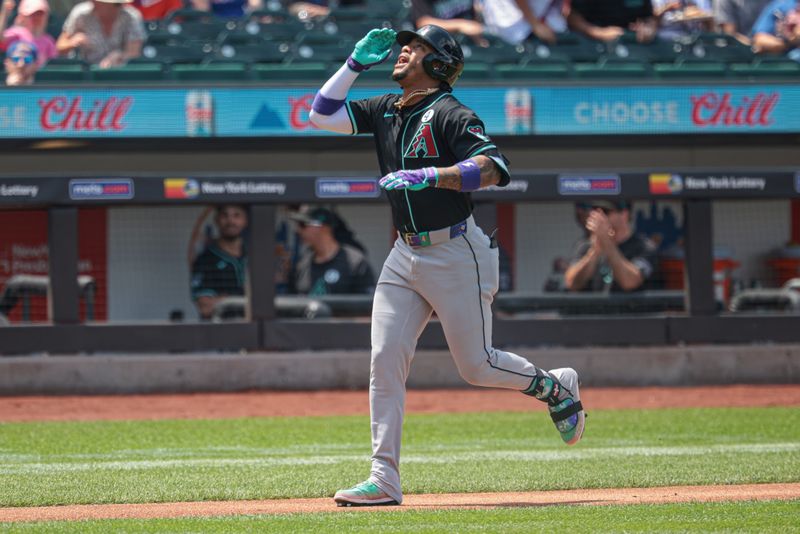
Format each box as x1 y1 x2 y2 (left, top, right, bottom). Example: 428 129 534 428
1 344 798 394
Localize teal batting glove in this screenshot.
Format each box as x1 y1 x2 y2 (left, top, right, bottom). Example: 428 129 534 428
347 28 397 72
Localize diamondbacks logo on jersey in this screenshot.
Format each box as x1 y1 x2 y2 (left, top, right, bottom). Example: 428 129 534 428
404 123 439 158
468 125 491 142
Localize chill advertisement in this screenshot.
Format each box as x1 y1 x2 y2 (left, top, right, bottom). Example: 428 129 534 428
0 84 798 138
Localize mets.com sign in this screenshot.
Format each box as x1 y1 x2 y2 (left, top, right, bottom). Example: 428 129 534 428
0 85 798 138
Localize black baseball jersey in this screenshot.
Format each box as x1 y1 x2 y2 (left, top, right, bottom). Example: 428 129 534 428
190 244 246 300
289 244 376 296
346 90 511 233
570 233 658 292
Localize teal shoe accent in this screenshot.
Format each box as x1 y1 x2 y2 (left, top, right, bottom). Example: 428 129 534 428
334 480 399 507
546 368 586 446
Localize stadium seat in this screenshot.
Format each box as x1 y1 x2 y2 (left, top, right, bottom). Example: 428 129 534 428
327 6 370 22
461 40 526 65
653 61 728 79
218 28 264 46
495 62 571 80
366 0 408 18
293 34 355 63
686 32 754 63
167 19 229 43
217 42 289 63
296 31 352 47
165 8 219 24
729 60 800 79
573 60 650 79
90 62 167 82
34 62 88 83
252 62 328 81
458 61 491 81
172 62 250 81
523 41 572 64
141 43 213 64
607 37 685 63
246 4 293 23
145 26 183 47
325 19 380 39
548 32 606 63
227 19 307 44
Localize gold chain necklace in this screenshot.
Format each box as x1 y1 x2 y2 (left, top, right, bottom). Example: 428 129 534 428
393 88 439 110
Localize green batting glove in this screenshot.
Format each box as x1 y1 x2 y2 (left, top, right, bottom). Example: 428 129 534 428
347 28 397 72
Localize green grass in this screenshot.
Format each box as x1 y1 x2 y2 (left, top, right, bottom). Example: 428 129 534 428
0 407 798 507
2 500 799 533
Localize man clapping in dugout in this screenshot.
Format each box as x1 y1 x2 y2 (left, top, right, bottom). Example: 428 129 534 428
565 199 658 293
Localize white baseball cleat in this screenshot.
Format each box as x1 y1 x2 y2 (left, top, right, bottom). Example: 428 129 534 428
545 367 585 445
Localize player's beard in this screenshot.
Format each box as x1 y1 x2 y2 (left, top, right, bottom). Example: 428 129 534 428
391 69 408 82
219 226 243 241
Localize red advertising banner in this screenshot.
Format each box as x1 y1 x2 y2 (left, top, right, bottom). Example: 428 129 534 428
0 209 107 322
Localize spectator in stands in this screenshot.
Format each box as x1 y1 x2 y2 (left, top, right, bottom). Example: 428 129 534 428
751 0 800 57
653 0 714 40
287 0 364 21
190 0 262 18
190 204 249 321
480 0 567 45
412 0 489 46
57 0 144 67
4 38 38 84
131 0 183 21
1 0 58 66
713 0 772 44
288 206 375 296
564 200 658 293
568 0 657 42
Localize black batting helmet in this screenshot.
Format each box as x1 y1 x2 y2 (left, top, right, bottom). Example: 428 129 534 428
396 24 464 87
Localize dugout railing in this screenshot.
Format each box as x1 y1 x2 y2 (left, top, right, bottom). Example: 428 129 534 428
2 168 800 354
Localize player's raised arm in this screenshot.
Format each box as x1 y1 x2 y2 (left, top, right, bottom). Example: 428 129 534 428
308 28 396 134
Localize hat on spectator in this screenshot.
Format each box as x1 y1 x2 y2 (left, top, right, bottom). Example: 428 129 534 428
289 206 340 228
6 40 38 64
589 199 632 212
17 0 50 16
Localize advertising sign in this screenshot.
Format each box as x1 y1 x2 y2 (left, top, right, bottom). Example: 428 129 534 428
2 84 800 138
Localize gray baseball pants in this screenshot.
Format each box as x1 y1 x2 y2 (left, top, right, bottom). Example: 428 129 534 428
367 217 540 503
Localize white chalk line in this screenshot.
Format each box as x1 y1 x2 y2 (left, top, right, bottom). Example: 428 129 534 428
0 443 798 475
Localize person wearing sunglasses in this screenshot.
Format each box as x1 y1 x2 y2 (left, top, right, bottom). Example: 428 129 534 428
564 199 658 293
1 0 57 67
4 39 38 85
287 206 376 297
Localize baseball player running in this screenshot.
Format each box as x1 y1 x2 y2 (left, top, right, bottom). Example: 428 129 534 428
309 25 585 507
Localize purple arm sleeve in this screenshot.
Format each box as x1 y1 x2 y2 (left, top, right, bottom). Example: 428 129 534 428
457 159 481 192
346 56 367 72
312 92 346 116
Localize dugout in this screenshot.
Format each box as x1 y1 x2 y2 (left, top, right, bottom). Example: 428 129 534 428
1 78 800 357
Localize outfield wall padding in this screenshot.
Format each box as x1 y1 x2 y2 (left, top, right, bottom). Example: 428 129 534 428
0 344 798 394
